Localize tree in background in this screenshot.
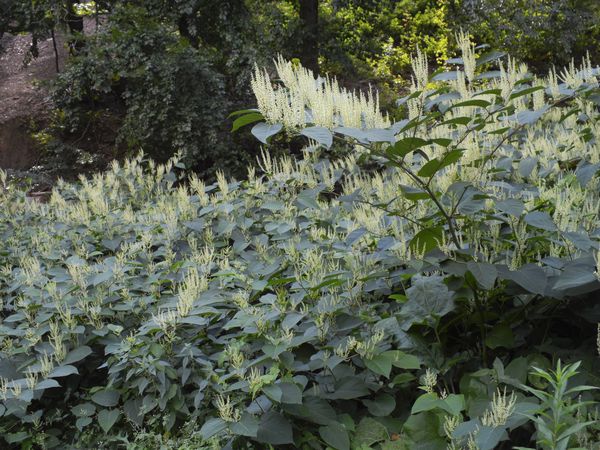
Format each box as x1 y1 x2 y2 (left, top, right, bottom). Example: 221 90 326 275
453 0 600 72
4 0 600 178
298 0 319 72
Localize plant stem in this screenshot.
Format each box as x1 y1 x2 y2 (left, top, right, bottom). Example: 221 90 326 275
473 288 487 366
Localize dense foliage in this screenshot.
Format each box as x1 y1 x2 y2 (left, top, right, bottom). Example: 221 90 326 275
7 1 600 176
1 34 600 449
51 5 228 168
455 0 600 72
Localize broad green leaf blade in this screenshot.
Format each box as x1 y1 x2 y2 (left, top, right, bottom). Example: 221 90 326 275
363 393 396 416
200 417 228 440
97 409 120 433
389 137 429 158
485 324 515 349
466 261 498 290
364 353 393 378
354 418 389 447
251 122 283 144
451 99 491 108
509 85 545 100
403 274 455 323
319 421 350 450
228 108 260 118
257 411 294 445
409 226 443 255
325 376 370 400
411 393 440 414
400 185 430 201
417 150 463 177
524 211 557 232
301 126 333 149
231 412 259 437
231 112 264 132
63 346 93 365
475 425 506 450
91 389 120 407
48 365 79 378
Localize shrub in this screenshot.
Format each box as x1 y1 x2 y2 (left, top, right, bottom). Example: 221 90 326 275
49 3 254 177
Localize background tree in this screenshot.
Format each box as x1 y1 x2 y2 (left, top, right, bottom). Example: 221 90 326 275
298 0 319 72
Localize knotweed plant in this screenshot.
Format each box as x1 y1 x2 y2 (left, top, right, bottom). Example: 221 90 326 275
1 37 600 449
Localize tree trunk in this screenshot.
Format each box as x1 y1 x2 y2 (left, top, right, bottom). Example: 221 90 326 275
65 0 84 53
298 0 319 73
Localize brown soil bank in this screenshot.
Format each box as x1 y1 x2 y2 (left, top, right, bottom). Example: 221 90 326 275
0 32 67 169
0 117 39 169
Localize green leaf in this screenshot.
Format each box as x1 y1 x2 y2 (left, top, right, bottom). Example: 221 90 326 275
5 432 30 444
400 185 430 201
364 353 393 378
411 393 465 415
228 108 260 118
441 116 471 126
295 188 321 209
417 150 463 177
363 393 396 416
451 99 491 108
474 88 502 97
485 324 515 349
97 409 120 433
200 417 228 440
575 163 600 187
502 264 548 295
403 274 454 323
231 112 264 132
476 50 506 66
431 138 452 147
553 264 599 291
231 412 259 438
326 376 370 400
556 420 597 442
72 403 96 417
257 411 294 445
91 389 120 407
35 379 60 390
63 346 92 365
365 128 396 143
496 199 524 217
295 397 337 425
433 71 459 81
466 261 497 290
263 384 283 403
389 137 429 158
301 126 333 148
354 418 389 447
508 106 549 125
524 211 557 231
319 422 350 450
390 351 421 370
75 417 92 430
442 394 466 415
48 365 79 378
409 226 443 255
279 382 303 405
251 122 283 144
475 425 506 450
123 398 143 426
411 393 440 414
509 85 545 100
452 419 481 439
333 126 367 141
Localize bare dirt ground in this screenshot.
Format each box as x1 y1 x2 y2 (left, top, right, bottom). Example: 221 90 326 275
0 32 68 169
